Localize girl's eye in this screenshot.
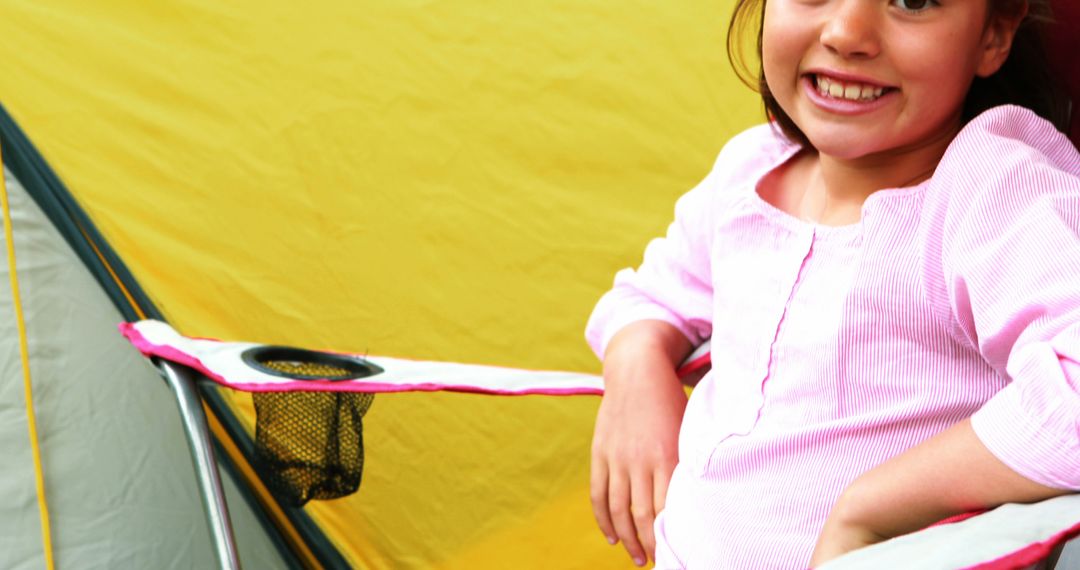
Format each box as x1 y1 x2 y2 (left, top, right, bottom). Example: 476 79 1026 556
892 0 937 12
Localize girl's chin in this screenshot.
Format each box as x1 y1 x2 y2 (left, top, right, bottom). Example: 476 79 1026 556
801 133 888 160
788 112 883 156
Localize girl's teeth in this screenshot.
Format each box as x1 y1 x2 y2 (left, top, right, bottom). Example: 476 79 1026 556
815 75 885 101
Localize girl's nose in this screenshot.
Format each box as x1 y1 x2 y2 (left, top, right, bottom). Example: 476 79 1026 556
819 0 881 59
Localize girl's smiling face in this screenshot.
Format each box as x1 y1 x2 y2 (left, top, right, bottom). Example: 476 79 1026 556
762 0 1021 161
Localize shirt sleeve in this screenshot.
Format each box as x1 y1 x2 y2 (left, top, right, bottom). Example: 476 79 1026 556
583 166 719 358
938 106 1080 490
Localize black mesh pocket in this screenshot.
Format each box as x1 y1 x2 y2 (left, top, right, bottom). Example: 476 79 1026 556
242 345 381 507
253 391 374 506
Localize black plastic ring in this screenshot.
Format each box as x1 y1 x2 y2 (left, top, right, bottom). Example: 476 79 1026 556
241 345 384 381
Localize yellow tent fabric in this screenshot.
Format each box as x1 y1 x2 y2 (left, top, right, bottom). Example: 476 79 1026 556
0 1 759 567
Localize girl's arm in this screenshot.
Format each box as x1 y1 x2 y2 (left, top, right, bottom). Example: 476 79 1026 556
585 125 788 564
813 111 1080 566
585 132 735 565
591 320 691 566
809 418 1071 566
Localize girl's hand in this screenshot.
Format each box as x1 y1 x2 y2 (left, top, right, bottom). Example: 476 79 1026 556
590 321 691 566
808 490 887 566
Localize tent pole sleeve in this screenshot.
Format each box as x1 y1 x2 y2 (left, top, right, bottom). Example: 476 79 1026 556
160 361 241 570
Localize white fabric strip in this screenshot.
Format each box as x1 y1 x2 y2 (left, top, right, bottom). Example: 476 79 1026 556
124 319 604 395
822 494 1080 570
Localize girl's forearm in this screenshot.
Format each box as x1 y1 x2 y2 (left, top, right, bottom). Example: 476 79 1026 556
812 418 1073 565
592 319 693 565
603 320 694 378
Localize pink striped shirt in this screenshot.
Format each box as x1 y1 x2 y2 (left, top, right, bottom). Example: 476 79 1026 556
585 106 1080 569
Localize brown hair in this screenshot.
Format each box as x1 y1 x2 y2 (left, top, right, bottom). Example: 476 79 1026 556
726 0 1072 148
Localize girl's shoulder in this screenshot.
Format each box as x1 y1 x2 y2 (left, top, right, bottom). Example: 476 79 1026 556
714 122 800 176
920 105 1080 269
928 105 1080 222
936 105 1079 190
701 122 801 194
666 123 798 231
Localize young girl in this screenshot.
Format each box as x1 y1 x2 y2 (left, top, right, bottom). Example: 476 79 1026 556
585 0 1080 567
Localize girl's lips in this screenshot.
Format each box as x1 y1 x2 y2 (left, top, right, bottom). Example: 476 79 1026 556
801 75 897 115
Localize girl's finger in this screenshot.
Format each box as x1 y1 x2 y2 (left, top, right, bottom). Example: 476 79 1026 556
589 455 617 544
631 470 657 560
610 471 648 566
654 464 673 516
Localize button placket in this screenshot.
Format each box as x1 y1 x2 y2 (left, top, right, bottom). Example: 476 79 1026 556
760 227 816 382
699 228 818 474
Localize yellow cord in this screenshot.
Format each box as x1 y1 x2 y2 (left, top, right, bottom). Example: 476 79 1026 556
76 222 146 320
1 147 56 569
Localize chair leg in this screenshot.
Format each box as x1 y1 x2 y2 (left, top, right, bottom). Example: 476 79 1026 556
160 361 241 570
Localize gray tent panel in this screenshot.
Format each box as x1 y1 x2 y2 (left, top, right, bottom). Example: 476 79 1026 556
0 166 289 569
